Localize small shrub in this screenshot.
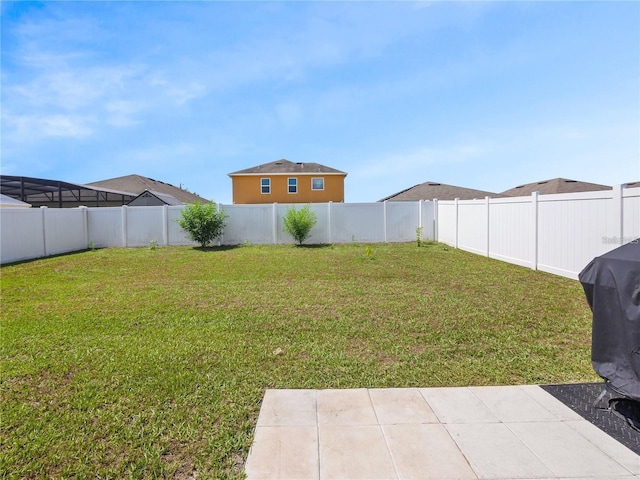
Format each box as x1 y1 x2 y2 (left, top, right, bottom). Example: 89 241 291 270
177 202 228 248
283 205 317 245
416 226 423 247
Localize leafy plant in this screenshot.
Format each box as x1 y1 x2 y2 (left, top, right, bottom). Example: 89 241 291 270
283 204 317 245
149 239 158 250
416 226 424 247
177 202 228 248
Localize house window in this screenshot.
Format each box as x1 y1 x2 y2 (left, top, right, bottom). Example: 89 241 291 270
261 178 270 194
311 178 324 191
288 178 297 194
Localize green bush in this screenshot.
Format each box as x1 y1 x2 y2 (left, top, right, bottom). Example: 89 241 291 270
177 202 228 247
283 204 317 245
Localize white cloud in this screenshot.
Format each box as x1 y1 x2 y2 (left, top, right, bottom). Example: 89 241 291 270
2 111 94 140
40 114 94 137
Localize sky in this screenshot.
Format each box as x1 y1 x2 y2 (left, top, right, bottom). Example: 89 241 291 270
1 1 639 204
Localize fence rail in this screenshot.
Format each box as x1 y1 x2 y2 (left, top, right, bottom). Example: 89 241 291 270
2 186 638 280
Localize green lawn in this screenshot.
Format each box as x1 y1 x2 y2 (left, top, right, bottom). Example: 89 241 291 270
1 243 597 478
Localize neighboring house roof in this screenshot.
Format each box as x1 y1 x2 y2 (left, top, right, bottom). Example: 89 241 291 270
228 159 347 176
379 181 503 202
127 190 183 206
0 175 136 207
502 178 611 196
0 193 31 208
624 181 640 189
88 174 210 204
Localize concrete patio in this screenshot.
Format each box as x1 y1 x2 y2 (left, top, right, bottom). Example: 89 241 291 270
245 385 640 479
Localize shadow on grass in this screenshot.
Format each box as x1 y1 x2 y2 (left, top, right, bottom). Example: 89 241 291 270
1 248 101 267
193 245 242 252
296 244 333 249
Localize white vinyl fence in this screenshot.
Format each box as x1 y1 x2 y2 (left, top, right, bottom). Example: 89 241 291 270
2 186 638 280
436 185 640 279
1 201 434 265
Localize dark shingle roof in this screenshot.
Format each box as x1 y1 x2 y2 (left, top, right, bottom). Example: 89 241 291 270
624 181 640 188
501 178 611 196
88 174 210 204
229 159 346 176
379 181 503 201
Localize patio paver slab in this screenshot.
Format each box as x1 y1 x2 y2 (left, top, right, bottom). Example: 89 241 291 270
369 388 439 425
382 423 477 479
245 386 640 480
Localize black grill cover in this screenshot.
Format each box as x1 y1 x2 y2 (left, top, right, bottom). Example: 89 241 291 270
579 240 640 400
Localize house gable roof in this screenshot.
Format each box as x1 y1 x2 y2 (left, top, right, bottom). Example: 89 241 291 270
501 178 611 196
87 174 210 204
0 193 31 208
228 159 346 176
128 190 183 206
379 181 503 201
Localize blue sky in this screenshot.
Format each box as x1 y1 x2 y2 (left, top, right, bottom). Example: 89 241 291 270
2 1 639 203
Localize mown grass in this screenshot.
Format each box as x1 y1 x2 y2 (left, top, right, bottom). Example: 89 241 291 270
1 242 597 478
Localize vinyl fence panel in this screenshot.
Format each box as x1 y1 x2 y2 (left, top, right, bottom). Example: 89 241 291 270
537 190 617 278
420 200 435 240
385 202 420 242
456 199 488 256
1 208 47 263
329 203 386 243
125 206 166 247
87 207 125 248
43 207 87 256
436 201 457 247
488 197 534 269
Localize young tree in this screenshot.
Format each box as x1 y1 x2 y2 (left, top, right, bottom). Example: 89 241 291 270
283 204 317 245
177 202 228 248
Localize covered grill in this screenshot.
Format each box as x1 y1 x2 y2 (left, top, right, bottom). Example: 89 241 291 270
579 239 640 400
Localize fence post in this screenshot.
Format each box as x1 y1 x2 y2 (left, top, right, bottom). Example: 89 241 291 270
383 200 388 242
122 205 128 247
216 203 223 246
433 199 438 242
327 202 332 244
40 206 48 257
163 205 169 246
272 203 278 245
532 191 539 271
80 206 89 248
485 196 490 257
612 184 623 246
454 198 459 249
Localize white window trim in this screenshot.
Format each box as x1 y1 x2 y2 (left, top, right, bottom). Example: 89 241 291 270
288 177 298 194
261 178 271 194
311 177 325 191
